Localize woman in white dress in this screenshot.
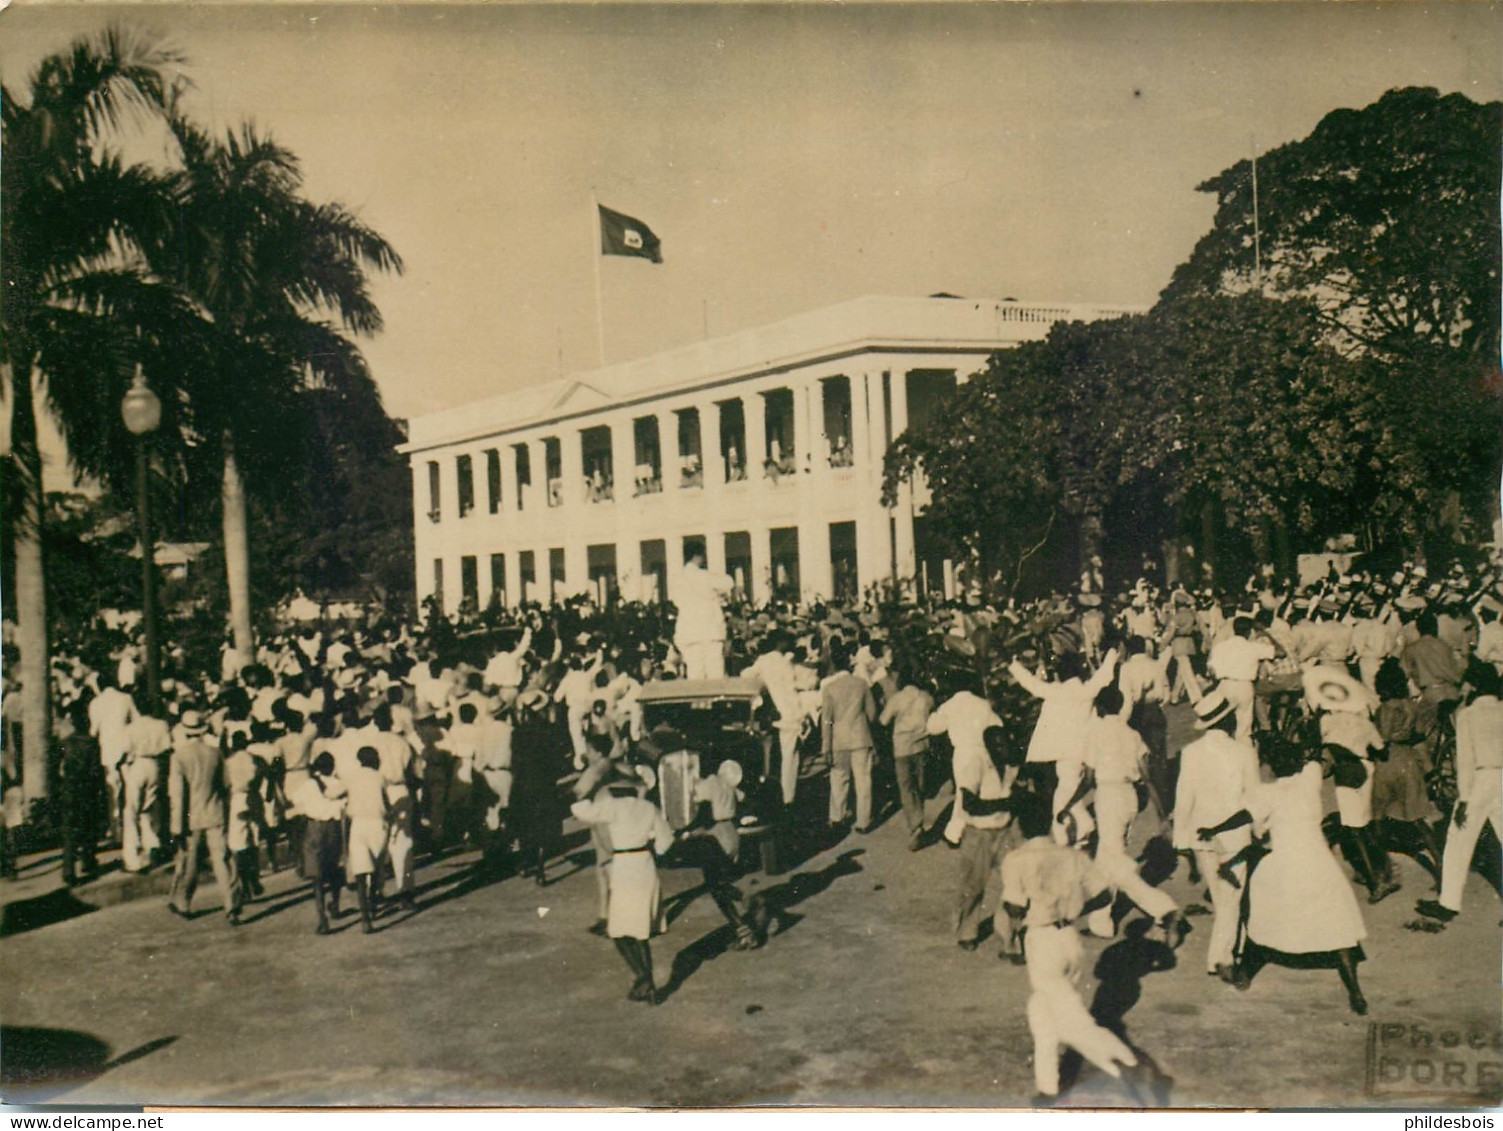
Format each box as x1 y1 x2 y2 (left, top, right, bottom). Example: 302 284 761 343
571 761 675 1003
1196 738 1369 1015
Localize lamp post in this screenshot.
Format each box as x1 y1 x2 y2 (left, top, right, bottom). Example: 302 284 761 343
121 365 162 715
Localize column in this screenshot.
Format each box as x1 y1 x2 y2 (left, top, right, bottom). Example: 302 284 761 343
565 429 585 508
798 381 815 475
800 519 831 602
855 372 886 593
705 402 726 488
609 419 630 503
890 370 916 588
505 550 522 611
527 438 546 514
745 394 766 483
657 410 675 490
707 526 728 576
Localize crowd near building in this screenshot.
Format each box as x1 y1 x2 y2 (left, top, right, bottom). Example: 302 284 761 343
400 295 1137 614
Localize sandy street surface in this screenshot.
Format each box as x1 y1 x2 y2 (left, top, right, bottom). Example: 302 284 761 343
2 773 1499 1110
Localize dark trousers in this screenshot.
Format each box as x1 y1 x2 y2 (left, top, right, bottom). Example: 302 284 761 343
955 823 1014 942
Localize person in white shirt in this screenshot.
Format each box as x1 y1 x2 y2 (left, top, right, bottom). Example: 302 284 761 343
1172 686 1262 980
291 751 347 934
1008 649 1119 845
880 666 936 847
926 677 1015 950
483 626 533 707
88 675 138 843
1207 618 1278 742
1081 686 1180 943
553 656 601 768
1418 665 1503 924
746 633 804 805
673 548 734 680
121 706 172 871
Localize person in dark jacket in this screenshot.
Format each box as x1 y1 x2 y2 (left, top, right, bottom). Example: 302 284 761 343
56 703 103 886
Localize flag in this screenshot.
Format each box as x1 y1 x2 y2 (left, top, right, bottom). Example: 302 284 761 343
599 204 663 264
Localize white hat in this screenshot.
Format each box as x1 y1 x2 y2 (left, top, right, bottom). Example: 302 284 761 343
1302 666 1373 715
1192 687 1236 729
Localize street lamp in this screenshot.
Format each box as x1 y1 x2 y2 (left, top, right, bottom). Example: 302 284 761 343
121 365 162 715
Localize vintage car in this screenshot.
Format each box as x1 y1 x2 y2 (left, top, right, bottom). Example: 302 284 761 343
635 677 783 874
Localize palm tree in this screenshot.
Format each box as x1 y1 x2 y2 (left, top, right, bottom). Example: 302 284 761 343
1 27 181 802
155 115 402 660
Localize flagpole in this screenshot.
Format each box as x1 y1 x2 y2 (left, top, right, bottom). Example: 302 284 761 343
590 191 606 367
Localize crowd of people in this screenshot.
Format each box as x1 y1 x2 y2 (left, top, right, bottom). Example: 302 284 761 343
2 546 1501 1104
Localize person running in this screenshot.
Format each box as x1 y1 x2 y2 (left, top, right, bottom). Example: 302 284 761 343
571 760 675 1003
1196 738 1370 1016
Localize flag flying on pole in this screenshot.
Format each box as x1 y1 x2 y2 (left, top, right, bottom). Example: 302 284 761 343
598 204 663 264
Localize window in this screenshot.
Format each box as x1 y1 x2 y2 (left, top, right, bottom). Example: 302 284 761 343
830 521 858 601
770 526 800 601
640 539 667 604
677 408 703 488
489 552 506 608
456 454 475 518
906 368 958 434
632 417 662 496
821 376 854 468
426 461 441 523
725 531 752 602
581 426 614 503
460 554 479 611
432 558 444 606
762 388 796 479
913 516 948 598
519 550 536 603
514 444 531 511
549 547 566 601
587 544 618 606
682 534 707 565
486 449 502 514
544 438 563 507
718 398 747 482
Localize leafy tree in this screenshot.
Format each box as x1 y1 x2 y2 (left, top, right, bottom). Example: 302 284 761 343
1166 86 1501 362
150 113 403 659
1 27 181 799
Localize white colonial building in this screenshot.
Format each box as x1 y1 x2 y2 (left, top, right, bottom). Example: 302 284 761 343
400 294 1136 612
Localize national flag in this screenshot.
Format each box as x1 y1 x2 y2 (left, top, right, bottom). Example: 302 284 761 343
599 204 663 264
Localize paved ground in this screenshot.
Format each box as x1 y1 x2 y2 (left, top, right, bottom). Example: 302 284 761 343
2 776 1500 1110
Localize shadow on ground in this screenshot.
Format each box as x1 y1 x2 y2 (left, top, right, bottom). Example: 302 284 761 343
0 1027 177 1104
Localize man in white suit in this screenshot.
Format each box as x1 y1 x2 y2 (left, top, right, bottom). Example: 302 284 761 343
674 547 733 680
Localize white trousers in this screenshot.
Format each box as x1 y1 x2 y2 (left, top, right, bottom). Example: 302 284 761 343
679 640 726 681
1091 782 1177 929
1222 678 1256 743
1025 925 1137 1096
1194 828 1251 973
777 726 801 805
120 757 161 871
1439 769 1502 913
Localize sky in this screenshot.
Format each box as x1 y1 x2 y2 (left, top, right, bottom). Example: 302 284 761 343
2 1 1500 464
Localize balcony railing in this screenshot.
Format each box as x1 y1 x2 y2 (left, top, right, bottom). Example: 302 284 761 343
586 475 614 503
547 479 563 507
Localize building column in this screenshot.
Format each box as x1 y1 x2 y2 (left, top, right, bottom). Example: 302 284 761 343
800 519 832 603
706 526 728 576
705 402 726 488
505 550 522 610
608 419 630 502
854 372 886 596
564 429 585 508
889 370 917 591
798 381 816 476
527 439 546 513
657 410 675 491
746 395 766 482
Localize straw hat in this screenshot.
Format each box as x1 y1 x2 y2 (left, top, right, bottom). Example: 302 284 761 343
1192 687 1236 729
178 709 209 737
1302 666 1373 714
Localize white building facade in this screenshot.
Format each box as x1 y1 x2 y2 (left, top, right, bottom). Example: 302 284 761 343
399 295 1135 613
